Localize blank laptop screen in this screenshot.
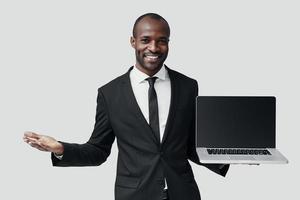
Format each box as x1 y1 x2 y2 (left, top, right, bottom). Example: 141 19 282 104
196 96 275 148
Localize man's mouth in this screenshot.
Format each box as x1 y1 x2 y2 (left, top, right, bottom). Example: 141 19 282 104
144 54 160 62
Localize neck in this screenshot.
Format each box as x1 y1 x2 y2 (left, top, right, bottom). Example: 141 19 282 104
135 65 163 77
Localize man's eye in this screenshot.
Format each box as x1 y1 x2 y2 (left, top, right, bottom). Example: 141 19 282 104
141 39 149 43
158 39 169 45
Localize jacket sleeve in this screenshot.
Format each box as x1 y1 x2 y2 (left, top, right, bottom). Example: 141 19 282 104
187 80 230 177
51 88 115 167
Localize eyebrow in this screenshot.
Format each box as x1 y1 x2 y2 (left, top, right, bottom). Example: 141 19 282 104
139 36 169 40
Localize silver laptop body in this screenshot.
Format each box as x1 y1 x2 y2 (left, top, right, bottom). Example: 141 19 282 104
196 96 288 164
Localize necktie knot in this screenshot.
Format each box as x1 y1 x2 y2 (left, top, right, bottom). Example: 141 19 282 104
146 77 157 87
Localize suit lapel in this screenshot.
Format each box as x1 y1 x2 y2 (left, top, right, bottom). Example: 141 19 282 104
161 67 180 144
120 66 180 145
121 67 159 144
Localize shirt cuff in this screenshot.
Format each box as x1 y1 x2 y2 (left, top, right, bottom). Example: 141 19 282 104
54 153 63 160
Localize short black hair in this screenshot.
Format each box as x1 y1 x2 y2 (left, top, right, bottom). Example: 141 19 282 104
132 13 170 38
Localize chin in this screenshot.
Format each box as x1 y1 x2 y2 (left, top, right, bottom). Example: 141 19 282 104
144 63 163 71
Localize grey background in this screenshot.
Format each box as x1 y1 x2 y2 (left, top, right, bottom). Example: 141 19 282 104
1 0 299 199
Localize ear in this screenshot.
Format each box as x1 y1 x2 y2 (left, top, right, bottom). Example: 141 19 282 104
130 36 135 48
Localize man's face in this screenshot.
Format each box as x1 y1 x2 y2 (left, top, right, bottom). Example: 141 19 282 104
130 18 169 76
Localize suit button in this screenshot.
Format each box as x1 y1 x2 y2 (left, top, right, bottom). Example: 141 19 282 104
160 151 164 156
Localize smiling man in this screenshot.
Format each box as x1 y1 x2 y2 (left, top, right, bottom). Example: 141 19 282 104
24 13 229 200
131 14 169 76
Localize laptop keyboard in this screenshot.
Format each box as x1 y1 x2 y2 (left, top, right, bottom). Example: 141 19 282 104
207 149 271 155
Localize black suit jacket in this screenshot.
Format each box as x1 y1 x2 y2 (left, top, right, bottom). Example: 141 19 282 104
52 66 229 200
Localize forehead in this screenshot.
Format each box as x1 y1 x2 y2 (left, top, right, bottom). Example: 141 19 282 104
135 18 169 38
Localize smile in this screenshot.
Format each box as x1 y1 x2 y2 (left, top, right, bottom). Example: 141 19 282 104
144 54 160 62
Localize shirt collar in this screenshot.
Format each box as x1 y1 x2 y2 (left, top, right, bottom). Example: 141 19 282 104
131 64 168 84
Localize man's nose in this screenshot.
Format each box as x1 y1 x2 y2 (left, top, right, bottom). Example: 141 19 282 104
148 41 159 52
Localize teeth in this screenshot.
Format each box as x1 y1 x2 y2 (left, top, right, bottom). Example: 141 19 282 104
145 55 159 62
144 54 160 62
146 55 158 58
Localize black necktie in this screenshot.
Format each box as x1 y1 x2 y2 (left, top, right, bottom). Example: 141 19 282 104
146 77 160 142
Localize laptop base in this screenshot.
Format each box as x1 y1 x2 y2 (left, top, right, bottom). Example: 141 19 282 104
196 148 288 164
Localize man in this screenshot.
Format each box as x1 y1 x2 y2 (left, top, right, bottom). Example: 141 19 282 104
23 13 229 200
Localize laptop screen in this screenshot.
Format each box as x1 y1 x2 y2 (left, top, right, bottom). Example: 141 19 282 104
196 96 276 148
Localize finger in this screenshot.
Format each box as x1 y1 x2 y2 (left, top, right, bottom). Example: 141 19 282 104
29 139 48 149
35 146 48 151
29 142 48 151
23 137 33 144
23 138 30 143
36 146 48 151
24 131 40 139
38 142 49 149
26 137 51 151
25 137 38 144
24 131 40 138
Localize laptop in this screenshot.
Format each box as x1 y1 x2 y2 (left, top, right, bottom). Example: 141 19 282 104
196 96 288 164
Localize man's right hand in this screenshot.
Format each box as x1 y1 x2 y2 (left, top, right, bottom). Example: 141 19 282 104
23 131 64 155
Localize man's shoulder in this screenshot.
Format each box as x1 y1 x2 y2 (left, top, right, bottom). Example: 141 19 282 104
97 68 130 93
167 66 197 84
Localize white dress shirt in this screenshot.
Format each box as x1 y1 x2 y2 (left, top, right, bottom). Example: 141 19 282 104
130 65 171 142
